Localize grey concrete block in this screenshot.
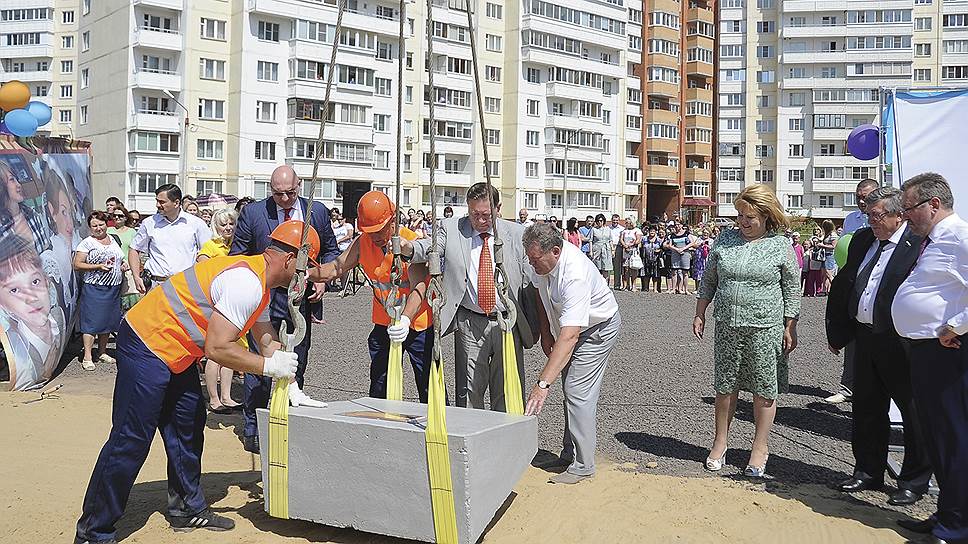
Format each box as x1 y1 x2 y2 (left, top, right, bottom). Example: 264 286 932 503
256 397 537 543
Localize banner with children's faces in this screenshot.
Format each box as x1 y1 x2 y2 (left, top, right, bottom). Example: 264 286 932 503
0 135 92 391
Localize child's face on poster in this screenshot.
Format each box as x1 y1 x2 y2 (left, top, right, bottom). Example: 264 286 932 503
0 267 51 329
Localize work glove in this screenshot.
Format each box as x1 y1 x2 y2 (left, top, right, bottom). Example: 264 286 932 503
387 315 411 343
262 350 298 380
289 382 328 408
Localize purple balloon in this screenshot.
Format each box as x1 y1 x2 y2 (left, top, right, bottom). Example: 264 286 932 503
847 124 879 161
0 121 10 135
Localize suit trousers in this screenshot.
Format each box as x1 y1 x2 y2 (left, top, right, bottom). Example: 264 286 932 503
611 246 624 288
367 324 432 403
839 340 855 394
243 310 311 438
75 320 207 543
560 312 621 476
905 336 968 542
851 326 932 492
454 307 525 411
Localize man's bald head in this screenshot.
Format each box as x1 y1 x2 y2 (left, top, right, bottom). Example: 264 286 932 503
270 165 300 211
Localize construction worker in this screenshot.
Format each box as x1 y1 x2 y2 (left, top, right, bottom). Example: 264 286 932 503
315 191 433 401
74 221 319 544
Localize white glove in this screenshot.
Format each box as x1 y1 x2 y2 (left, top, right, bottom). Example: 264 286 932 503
263 350 298 380
288 382 328 408
387 315 411 343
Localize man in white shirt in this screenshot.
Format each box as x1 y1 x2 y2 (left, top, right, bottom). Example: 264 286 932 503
517 208 533 226
522 223 621 485
129 184 211 294
891 172 968 543
842 178 879 235
608 214 624 289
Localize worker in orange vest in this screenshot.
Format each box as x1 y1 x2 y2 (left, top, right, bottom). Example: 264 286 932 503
315 191 433 401
75 221 320 544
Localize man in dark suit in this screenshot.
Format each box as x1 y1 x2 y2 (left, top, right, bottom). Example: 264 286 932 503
825 186 932 506
231 165 339 453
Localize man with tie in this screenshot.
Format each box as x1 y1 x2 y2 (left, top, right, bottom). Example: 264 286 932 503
400 182 538 411
892 172 968 544
825 186 931 506
231 165 339 454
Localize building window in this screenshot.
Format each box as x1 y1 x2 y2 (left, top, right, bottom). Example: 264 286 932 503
59 109 72 123
257 21 280 41
200 18 226 40
526 67 541 83
485 65 501 82
789 118 803 131
914 68 932 81
373 114 390 133
405 86 413 103
787 194 803 208
789 170 805 183
199 58 226 81
844 192 857 207
62 10 74 23
915 17 932 31
756 21 775 33
82 0 91 15
61 60 73 74
255 141 276 161
484 160 499 177
819 195 836 208
374 150 390 169
719 192 738 205
196 180 223 195
406 52 413 69
79 105 88 125
484 97 501 113
256 61 278 81
525 162 538 178
196 139 224 160
80 68 89 88
756 70 775 84
403 154 411 172
915 43 931 57
755 120 775 133
485 34 502 52
376 41 393 60
526 130 539 147
60 85 73 98
486 129 501 145
255 101 277 122
135 173 176 193
486 2 503 19
375 77 392 96
789 92 805 107
198 99 225 120
134 131 178 152
755 169 774 183
62 35 74 48
526 99 539 116
789 144 803 157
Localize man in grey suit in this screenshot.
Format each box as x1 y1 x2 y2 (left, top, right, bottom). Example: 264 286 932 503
401 182 537 411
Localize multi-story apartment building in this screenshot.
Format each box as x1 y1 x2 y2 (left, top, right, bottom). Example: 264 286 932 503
639 0 717 224
74 0 645 219
1 1 79 138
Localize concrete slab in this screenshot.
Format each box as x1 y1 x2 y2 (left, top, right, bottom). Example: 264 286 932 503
256 397 537 543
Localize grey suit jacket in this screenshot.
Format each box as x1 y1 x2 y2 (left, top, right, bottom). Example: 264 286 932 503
410 216 538 349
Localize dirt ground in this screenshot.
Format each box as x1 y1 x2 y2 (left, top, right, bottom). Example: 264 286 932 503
3 375 921 544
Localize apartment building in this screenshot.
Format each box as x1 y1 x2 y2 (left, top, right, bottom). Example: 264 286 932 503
639 0 717 224
72 0 644 218
1 1 79 138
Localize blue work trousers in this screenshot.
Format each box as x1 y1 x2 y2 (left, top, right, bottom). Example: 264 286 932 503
242 314 310 438
367 324 432 403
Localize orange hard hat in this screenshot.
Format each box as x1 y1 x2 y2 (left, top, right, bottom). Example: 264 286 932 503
357 191 395 234
269 220 321 265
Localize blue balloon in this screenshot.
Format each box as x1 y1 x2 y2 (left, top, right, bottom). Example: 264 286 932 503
25 100 52 126
0 121 10 135
847 124 879 161
4 108 39 137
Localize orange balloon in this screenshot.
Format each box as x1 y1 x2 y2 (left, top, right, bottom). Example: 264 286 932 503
0 80 31 112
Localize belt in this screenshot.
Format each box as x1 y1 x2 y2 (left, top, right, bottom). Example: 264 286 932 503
150 274 170 283
462 307 508 321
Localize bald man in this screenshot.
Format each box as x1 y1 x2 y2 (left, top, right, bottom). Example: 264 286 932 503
230 165 340 454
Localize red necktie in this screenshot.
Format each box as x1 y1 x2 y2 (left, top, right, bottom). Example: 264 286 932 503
284 208 293 221
478 232 495 314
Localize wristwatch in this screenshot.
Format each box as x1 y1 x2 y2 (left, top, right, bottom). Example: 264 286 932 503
537 380 551 389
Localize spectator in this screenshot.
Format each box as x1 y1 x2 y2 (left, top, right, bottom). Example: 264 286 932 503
620 217 642 290
564 217 582 248
105 196 122 228
1 160 50 256
129 184 211 294
800 239 812 294
641 226 663 292
196 208 243 413
691 229 712 290
330 209 355 290
235 196 255 213
665 221 695 295
200 208 213 226
805 240 827 296
608 214 624 289
790 232 804 273
409 209 426 238
548 216 560 234
422 210 435 238
443 205 454 218
181 194 196 210
657 226 672 292
126 209 142 228
843 179 878 234
589 213 612 280
817 219 839 293
695 184 800 478
534 213 547 224
107 203 141 311
578 215 594 258
518 208 533 226
73 211 125 371
183 200 200 217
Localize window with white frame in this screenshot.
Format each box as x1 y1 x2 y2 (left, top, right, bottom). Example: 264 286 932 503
526 67 541 83
526 130 540 146
199 58 226 80
135 173 176 194
914 68 932 81
60 84 73 98
196 139 223 160
525 162 538 177
198 99 225 120
484 97 501 113
789 92 805 107
819 194 836 208
787 194 803 209
255 101 276 122
486 2 502 19
376 41 393 60
486 129 501 145
61 60 73 73
257 61 278 81
80 68 89 89
134 131 178 152
718 168 744 182
79 105 88 125
373 114 390 133
844 192 857 207
722 118 743 130
257 21 280 41
524 192 539 210
197 179 223 195
375 150 390 169
62 35 73 48
719 192 738 204
755 169 774 183
789 144 803 157
255 141 276 160
915 17 932 31
485 34 502 52
375 77 392 96
59 109 72 123
484 161 499 177
485 65 501 82
526 99 539 116
201 18 226 40
789 118 803 131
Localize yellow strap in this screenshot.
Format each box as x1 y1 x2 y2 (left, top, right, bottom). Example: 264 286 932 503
502 331 524 415
267 377 290 519
386 321 404 401
425 359 458 544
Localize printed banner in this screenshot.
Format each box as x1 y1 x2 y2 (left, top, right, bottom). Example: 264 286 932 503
1 135 93 391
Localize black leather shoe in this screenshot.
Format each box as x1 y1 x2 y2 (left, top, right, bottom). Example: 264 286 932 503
897 517 936 534
243 435 260 455
838 477 883 492
926 538 948 544
888 489 923 506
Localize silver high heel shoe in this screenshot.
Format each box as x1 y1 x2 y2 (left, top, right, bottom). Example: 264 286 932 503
744 454 769 478
704 448 727 472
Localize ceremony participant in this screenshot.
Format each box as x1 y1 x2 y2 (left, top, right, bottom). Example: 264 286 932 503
128 184 211 294
313 191 433 401
892 173 968 543
330 209 355 290
108 204 141 311
608 214 624 289
589 213 612 280
522 223 621 485
517 208 532 226
73 211 125 371
694 184 800 478
401 182 537 411
74 222 311 544
825 187 931 506
578 215 594 258
104 196 122 227
231 165 338 454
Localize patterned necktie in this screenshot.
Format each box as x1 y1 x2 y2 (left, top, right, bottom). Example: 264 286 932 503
908 236 931 275
478 232 495 314
284 207 293 221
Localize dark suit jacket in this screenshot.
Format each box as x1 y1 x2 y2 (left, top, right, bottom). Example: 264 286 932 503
825 225 922 349
230 196 339 319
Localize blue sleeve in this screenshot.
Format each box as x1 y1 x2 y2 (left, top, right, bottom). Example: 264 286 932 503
314 202 339 264
230 206 254 256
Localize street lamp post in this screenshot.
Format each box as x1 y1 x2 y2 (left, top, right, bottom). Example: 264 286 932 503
163 89 190 196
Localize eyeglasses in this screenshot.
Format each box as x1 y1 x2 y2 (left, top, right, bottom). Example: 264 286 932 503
272 190 298 198
867 210 898 223
902 198 933 214
113 214 126 219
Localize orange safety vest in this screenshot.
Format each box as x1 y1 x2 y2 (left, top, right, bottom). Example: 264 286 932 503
126 255 271 373
360 227 431 330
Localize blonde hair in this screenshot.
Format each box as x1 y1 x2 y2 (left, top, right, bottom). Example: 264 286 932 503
734 184 789 232
210 208 238 240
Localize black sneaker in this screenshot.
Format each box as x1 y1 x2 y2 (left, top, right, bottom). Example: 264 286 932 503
75 539 117 544
170 508 235 532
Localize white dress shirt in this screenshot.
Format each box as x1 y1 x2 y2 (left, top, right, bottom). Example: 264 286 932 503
461 228 506 314
843 210 869 234
892 214 968 339
277 201 303 223
130 211 211 277
608 224 624 245
855 223 906 325
529 242 619 339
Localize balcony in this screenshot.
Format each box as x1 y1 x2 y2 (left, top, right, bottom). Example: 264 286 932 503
133 0 184 10
684 142 712 155
645 164 678 180
782 50 847 64
812 127 853 140
546 113 599 131
782 25 847 38
686 61 713 77
132 69 181 91
846 49 913 63
133 26 183 51
684 168 711 182
812 154 856 167
646 80 679 99
647 138 679 154
2 45 54 59
781 0 847 12
684 87 712 102
0 70 52 83
132 110 181 132
0 20 51 34
546 82 610 103
686 7 715 24
647 53 679 70
686 115 713 130
521 47 625 80
647 108 679 125
626 127 642 143
287 119 374 143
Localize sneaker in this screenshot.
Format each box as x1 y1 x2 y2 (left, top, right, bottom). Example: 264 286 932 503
75 539 117 544
548 472 592 485
170 508 235 532
80 359 96 371
824 393 851 404
98 353 116 364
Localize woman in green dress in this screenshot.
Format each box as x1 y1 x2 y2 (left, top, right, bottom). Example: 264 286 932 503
693 184 800 478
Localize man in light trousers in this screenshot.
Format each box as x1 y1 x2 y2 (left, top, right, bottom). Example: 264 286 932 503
523 222 621 485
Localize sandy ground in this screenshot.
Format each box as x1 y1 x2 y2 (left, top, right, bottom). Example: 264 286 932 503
3 374 922 544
